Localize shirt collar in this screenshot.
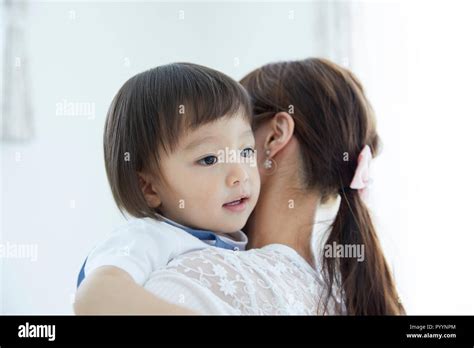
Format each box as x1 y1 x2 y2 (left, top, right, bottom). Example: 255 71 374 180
158 215 248 251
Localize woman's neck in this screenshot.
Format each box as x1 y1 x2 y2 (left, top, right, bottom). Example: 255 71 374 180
245 177 320 267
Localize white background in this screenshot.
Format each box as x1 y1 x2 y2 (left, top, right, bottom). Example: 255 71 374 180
1 0 473 314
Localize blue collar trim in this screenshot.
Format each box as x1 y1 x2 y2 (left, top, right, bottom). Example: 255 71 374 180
160 217 247 251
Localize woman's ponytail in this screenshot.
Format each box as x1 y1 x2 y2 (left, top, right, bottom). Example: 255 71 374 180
322 188 405 315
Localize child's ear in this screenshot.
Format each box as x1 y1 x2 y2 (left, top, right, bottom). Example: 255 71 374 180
138 172 162 208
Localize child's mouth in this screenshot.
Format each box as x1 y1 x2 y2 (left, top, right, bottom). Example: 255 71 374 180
222 196 249 213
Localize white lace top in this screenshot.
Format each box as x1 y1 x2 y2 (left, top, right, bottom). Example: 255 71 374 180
144 196 344 315
145 244 340 314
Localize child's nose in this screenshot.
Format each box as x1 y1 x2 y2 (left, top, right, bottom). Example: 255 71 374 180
226 163 250 187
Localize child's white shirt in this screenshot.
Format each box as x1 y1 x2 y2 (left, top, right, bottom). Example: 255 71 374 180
82 217 248 286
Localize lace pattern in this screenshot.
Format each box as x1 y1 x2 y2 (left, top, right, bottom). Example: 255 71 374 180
146 244 343 315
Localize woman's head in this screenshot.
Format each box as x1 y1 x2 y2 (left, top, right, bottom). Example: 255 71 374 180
241 58 379 196
240 58 404 315
104 63 260 233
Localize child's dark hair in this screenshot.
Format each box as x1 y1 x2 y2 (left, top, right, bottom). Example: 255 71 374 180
104 62 252 219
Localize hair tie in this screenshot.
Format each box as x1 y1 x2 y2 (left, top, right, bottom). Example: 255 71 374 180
349 145 372 200
339 145 372 200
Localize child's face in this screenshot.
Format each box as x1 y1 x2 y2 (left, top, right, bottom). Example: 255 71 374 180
153 113 260 234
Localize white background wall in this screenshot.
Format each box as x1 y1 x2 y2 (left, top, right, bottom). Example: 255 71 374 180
1 0 473 314
351 0 474 314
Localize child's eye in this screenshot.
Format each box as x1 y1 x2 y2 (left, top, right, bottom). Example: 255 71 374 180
241 147 255 158
197 155 218 166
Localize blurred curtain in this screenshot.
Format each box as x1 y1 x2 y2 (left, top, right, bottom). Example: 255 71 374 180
1 0 34 142
315 1 354 67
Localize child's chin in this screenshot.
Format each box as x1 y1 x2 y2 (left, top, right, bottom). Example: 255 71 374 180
219 219 247 233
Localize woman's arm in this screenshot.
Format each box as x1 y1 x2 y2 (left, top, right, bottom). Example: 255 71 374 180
73 265 197 315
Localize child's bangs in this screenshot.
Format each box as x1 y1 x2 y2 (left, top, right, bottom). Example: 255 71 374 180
157 68 253 154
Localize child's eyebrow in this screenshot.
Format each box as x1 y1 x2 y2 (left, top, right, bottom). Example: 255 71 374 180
183 129 254 151
183 135 220 151
241 129 253 138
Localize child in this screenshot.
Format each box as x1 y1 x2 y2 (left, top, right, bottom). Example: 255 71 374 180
75 63 260 313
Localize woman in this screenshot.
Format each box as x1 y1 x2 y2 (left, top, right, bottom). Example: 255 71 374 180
76 58 404 315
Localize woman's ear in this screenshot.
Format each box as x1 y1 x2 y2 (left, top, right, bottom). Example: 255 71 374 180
137 172 162 208
264 112 295 158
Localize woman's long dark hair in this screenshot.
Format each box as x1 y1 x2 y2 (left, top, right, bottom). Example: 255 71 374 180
241 58 405 315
